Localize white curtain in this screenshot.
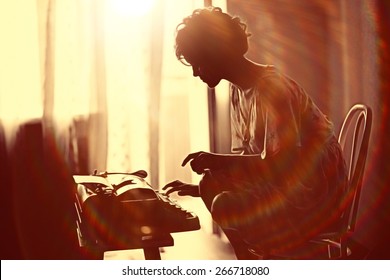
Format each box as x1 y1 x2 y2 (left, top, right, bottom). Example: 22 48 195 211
0 0 212 186
0 0 43 138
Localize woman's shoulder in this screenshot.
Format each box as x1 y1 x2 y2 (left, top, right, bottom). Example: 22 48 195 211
253 66 288 96
259 64 278 76
255 65 285 88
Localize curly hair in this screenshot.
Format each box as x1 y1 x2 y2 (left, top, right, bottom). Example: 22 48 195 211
175 7 251 65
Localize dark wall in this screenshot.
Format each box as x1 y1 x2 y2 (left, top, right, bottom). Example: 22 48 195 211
366 0 390 259
227 0 336 117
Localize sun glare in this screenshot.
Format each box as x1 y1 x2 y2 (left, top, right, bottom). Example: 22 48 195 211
110 0 155 17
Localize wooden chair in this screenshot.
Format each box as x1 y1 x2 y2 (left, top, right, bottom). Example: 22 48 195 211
250 104 372 259
310 104 372 259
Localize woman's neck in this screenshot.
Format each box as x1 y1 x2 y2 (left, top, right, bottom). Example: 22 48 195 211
225 57 267 90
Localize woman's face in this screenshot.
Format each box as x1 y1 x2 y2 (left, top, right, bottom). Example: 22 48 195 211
185 54 225 88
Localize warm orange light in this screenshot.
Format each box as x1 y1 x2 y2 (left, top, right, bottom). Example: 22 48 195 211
110 0 155 17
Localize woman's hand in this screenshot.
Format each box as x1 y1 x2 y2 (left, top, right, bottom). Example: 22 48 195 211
181 151 223 174
162 180 200 197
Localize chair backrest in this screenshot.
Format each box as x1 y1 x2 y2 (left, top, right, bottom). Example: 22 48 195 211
337 104 372 233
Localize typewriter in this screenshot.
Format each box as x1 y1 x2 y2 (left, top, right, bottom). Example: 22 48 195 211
73 170 200 257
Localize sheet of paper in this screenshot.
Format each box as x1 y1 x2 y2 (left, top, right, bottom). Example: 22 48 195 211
73 175 110 187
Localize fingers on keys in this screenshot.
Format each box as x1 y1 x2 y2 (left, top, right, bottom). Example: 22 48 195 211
163 180 185 196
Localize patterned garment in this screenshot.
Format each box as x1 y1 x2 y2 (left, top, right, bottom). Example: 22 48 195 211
217 65 348 250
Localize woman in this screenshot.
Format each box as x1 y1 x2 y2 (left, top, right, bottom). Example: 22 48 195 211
163 7 347 259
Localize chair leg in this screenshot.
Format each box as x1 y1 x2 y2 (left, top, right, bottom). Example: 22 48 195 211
324 238 342 259
327 243 341 259
340 242 350 258
327 238 352 259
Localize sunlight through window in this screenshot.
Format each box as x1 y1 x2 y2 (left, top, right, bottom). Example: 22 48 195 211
110 0 155 17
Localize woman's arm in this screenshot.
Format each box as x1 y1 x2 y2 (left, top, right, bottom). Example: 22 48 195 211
183 149 300 182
